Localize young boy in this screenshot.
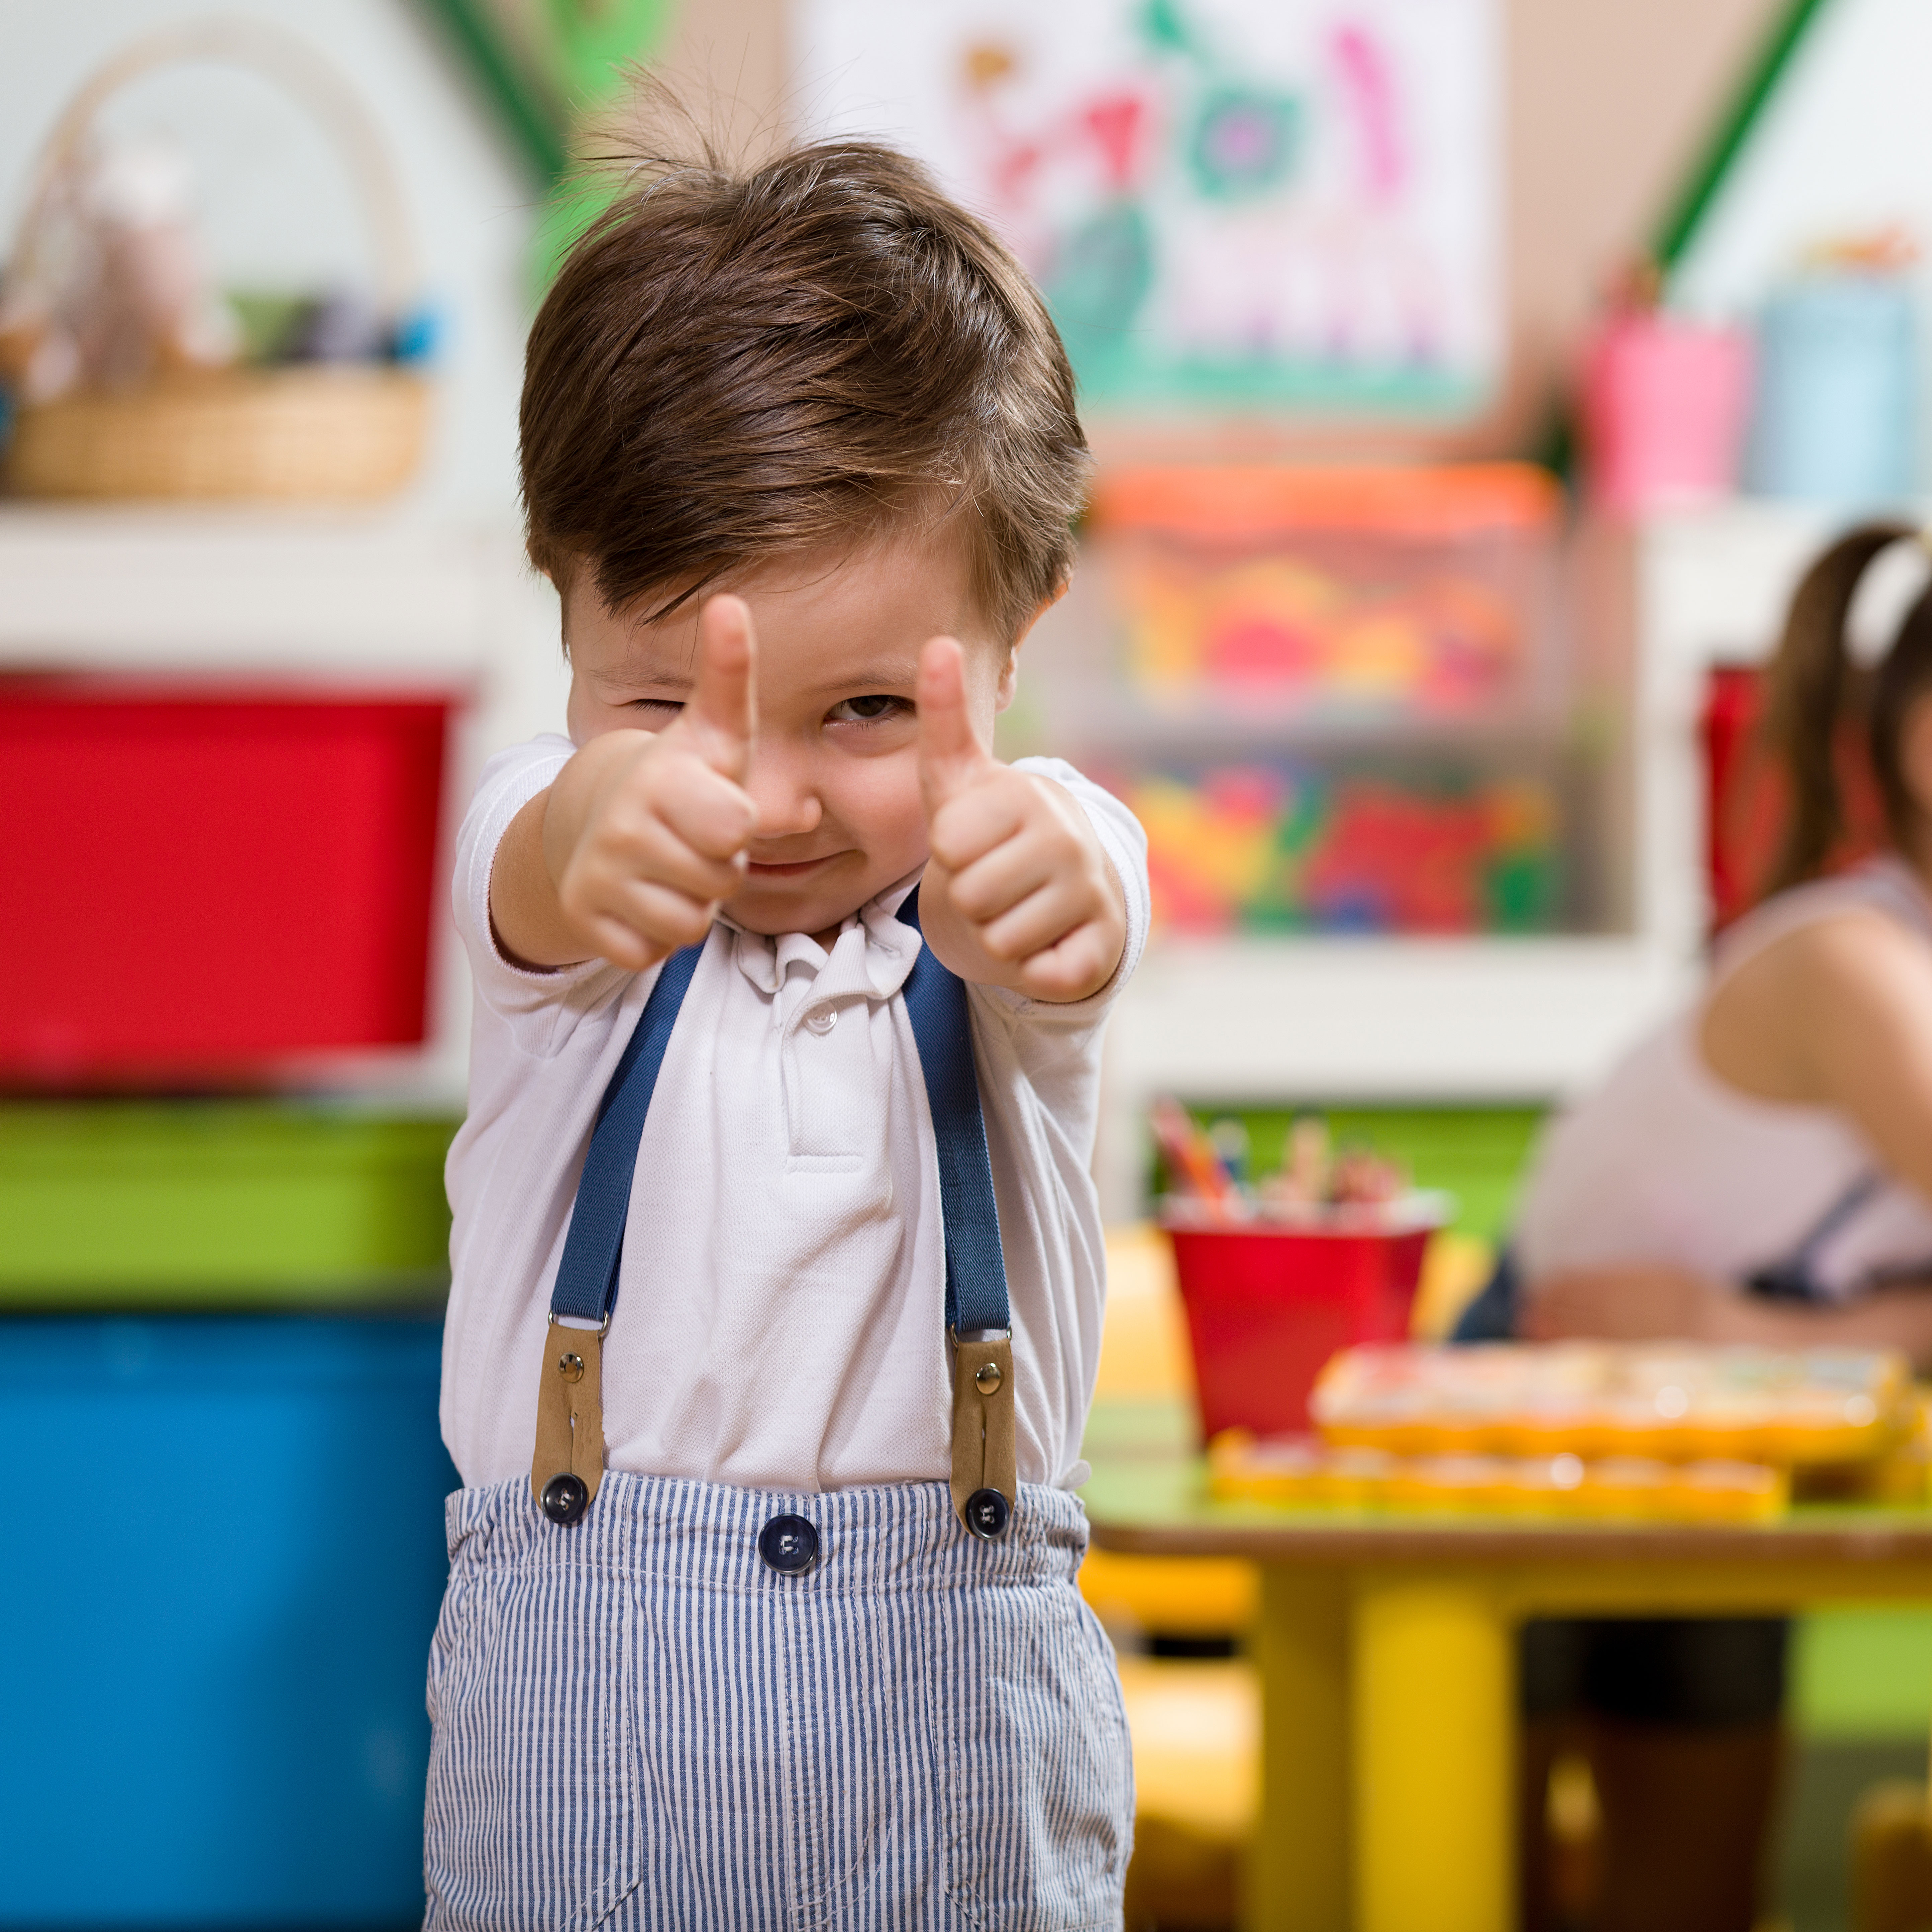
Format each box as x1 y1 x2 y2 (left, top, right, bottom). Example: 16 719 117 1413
426 130 1148 1928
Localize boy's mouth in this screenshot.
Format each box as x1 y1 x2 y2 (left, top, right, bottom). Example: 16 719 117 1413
745 855 841 879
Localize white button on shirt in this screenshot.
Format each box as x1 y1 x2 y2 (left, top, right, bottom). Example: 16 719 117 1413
441 735 1151 1496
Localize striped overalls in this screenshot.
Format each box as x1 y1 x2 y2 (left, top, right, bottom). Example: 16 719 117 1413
422 894 1133 1928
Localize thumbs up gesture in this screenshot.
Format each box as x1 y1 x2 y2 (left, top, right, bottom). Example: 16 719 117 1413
500 595 759 972
916 636 1127 1003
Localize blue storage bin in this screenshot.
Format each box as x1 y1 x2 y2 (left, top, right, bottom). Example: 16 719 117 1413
0 1316 455 1926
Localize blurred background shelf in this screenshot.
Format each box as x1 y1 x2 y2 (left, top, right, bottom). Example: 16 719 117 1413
0 1103 458 1306
0 506 569 1102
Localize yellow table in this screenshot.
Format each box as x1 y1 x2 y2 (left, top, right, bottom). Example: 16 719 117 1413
1082 1401 1932 1932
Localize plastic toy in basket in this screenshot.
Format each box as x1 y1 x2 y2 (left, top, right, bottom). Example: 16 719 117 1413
1207 1431 1789 1524
1310 1342 1913 1467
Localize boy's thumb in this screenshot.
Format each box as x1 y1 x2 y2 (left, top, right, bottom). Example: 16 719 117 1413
678 594 756 780
917 636 990 811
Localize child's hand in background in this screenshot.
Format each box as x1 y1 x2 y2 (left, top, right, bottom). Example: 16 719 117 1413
916 636 1126 1002
492 597 758 971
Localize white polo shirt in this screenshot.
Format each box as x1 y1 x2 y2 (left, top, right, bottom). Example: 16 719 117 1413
440 734 1150 1496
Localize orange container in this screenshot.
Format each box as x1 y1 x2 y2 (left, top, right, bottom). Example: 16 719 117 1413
1167 1215 1439 1439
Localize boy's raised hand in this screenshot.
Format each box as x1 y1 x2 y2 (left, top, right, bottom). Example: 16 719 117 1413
916 636 1126 1003
509 596 758 971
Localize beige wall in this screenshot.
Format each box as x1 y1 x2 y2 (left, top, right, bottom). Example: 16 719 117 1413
656 0 1789 448
1506 0 1782 410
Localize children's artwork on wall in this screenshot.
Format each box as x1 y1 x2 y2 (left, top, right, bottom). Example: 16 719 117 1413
795 0 1502 414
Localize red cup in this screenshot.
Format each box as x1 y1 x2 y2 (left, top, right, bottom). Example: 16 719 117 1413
1167 1214 1439 1439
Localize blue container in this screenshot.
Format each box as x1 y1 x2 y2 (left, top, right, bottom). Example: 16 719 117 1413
0 1316 455 1926
1749 273 1918 505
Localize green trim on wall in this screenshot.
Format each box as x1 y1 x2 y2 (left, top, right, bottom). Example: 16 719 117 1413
1653 0 1833 274
411 0 678 189
413 0 570 182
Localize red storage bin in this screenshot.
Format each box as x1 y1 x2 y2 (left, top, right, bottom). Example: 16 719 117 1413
1168 1220 1434 1439
1701 663 1884 932
0 679 454 1084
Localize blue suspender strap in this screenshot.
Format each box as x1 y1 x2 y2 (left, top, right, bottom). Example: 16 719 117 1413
531 941 704 1525
895 886 1011 1337
550 940 706 1325
530 891 1016 1540
897 884 1018 1540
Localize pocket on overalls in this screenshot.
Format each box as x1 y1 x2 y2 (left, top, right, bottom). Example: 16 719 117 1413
784 1581 919 1920
424 1509 644 1932
942 1576 1135 1931
424 1506 502 1732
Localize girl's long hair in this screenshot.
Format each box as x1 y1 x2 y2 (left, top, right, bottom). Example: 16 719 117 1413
1761 523 1932 893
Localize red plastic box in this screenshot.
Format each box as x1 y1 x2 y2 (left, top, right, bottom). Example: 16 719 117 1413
0 679 454 1084
1168 1219 1434 1439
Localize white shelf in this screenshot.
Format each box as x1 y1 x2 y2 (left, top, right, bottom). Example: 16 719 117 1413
1111 932 1687 1099
1094 933 1690 1216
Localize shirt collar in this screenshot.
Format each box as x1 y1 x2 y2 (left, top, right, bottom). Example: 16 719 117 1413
719 865 927 1001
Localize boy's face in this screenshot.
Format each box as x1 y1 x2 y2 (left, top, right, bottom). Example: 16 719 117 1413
562 528 1019 942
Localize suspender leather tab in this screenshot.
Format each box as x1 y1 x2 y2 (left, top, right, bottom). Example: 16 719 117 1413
531 1319 607 1524
950 1332 1016 1538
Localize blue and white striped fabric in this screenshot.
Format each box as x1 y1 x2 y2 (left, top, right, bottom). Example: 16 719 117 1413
424 1473 1133 1929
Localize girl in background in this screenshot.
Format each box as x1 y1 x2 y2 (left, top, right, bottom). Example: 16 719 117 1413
1461 523 1932 1932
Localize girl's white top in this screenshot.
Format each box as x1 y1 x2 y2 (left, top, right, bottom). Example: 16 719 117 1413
1517 856 1932 1300
441 735 1151 1494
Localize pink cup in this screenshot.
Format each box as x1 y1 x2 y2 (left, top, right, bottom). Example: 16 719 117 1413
1581 313 1753 515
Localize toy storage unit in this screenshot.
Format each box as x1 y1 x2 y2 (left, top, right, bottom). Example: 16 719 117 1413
0 511 559 1928
1008 466 1676 1214
1020 464 1579 940
0 1315 455 1926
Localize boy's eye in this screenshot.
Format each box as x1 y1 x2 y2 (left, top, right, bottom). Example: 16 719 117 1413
627 697 683 721
828 694 909 725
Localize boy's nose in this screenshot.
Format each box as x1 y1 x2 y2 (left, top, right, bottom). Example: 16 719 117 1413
744 758 824 839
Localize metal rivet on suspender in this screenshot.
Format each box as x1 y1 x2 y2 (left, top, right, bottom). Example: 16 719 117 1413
974 1359 1003 1395
556 1351 585 1383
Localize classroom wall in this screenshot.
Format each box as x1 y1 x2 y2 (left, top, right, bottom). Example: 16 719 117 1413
658 0 1794 446
1 0 1795 498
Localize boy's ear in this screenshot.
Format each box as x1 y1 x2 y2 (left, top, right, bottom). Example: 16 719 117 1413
995 576 1070 711
994 646 1020 713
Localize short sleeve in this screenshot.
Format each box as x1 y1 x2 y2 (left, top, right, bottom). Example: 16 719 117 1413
453 734 628 1048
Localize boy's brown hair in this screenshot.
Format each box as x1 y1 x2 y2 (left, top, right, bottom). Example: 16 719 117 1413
520 116 1090 643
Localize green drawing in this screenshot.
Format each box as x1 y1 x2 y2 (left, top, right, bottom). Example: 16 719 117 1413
1047 199 1158 360
1187 84 1303 201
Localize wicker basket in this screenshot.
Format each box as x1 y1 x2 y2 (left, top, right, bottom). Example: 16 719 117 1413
3 20 430 502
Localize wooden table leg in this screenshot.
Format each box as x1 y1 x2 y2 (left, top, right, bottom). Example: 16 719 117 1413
1247 1565 1351 1932
1353 1575 1514 1932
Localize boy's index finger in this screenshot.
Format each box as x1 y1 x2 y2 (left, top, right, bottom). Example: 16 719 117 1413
916 635 991 812
677 594 756 780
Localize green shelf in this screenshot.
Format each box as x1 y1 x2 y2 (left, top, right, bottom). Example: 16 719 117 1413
0 1103 459 1308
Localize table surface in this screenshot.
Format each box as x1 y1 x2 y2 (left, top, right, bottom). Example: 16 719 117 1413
1080 1400 1932 1567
